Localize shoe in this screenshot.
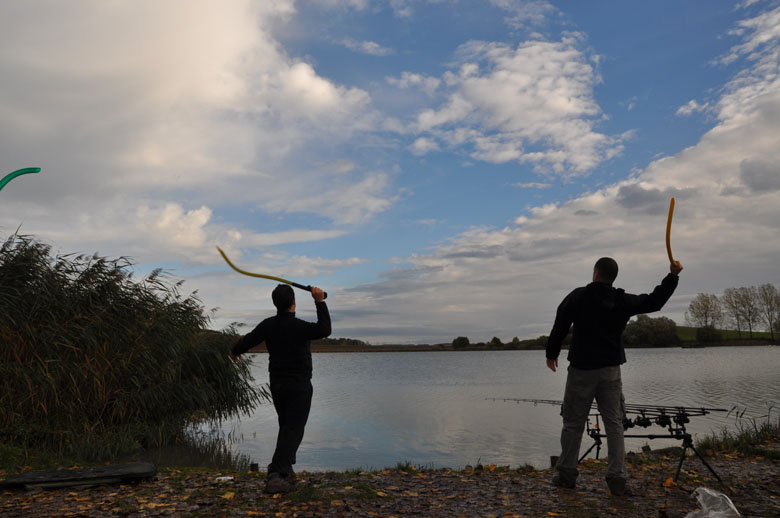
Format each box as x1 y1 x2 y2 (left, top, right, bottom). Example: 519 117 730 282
551 472 576 489
607 478 634 496
264 473 293 494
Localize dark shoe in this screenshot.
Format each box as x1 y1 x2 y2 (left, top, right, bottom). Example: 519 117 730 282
608 478 634 496
551 472 576 489
264 473 293 494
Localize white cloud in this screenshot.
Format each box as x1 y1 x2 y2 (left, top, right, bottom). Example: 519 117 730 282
406 36 621 173
717 5 780 64
676 99 710 116
260 172 397 224
330 6 780 344
341 39 394 56
0 0 396 265
409 137 440 155
489 0 560 29
513 182 552 189
313 0 369 10
389 0 416 18
387 72 442 96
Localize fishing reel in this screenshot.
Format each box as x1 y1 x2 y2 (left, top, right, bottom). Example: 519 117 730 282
623 412 655 430
623 409 689 430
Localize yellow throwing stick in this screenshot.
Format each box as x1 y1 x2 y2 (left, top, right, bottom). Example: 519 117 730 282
217 247 327 298
666 198 676 265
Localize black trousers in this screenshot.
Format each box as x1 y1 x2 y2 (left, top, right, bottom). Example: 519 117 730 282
267 374 313 478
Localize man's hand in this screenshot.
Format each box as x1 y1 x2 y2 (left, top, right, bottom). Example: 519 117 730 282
546 358 558 372
670 261 683 275
311 286 326 302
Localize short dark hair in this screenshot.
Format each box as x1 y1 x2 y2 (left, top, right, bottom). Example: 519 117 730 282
594 257 618 283
272 284 295 311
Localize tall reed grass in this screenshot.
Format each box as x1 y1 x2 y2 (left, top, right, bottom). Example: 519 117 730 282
0 233 266 461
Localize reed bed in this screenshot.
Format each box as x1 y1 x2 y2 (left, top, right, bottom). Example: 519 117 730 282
0 233 266 461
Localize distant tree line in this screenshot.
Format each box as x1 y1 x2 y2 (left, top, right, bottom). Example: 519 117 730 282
451 334 556 350
686 284 780 341
314 337 370 347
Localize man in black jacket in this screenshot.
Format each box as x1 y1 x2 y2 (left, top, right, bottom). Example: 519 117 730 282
546 257 682 495
231 284 331 493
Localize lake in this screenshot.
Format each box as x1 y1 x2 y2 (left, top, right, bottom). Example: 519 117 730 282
216 346 779 472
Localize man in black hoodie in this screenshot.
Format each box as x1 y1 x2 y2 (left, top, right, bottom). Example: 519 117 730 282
546 257 682 495
231 284 331 493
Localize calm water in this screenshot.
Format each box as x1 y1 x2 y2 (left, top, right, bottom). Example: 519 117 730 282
217 347 779 471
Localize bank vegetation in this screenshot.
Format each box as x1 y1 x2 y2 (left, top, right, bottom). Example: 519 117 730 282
0 234 266 465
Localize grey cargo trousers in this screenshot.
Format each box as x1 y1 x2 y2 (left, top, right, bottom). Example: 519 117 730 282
555 365 627 486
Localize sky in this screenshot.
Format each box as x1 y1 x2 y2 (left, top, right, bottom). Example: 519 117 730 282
2 0 779 344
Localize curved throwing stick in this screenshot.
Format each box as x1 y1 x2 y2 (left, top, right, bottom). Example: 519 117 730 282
217 247 327 299
666 197 676 265
0 167 41 192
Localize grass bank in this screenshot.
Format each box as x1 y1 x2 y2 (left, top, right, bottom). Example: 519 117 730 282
2 426 778 517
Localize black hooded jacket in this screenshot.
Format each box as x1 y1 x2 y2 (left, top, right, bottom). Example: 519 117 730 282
231 301 331 378
546 274 678 370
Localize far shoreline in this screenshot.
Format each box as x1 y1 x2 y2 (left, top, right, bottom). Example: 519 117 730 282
236 339 779 354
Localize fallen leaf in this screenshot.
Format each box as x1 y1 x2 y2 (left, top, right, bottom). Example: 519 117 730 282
221 491 235 500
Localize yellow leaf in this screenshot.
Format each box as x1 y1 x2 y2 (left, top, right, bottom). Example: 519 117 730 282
331 499 343 506
663 477 676 487
221 491 235 500
344 486 353 489
488 464 497 472
375 490 388 497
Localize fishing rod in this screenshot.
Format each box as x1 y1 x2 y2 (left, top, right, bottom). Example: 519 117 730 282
488 397 729 486
0 167 41 192
217 247 327 299
488 398 729 417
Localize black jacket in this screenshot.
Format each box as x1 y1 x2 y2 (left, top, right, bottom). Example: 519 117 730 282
546 273 678 370
232 301 331 378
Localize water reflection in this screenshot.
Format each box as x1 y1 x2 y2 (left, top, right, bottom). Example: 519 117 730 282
220 347 778 471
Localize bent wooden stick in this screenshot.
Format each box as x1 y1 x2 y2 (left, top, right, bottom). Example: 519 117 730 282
666 197 676 265
217 247 327 299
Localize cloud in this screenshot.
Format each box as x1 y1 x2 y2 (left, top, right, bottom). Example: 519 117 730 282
389 0 417 18
341 39 394 56
260 172 397 224
676 99 710 116
513 182 552 189
387 72 442 96
0 0 397 263
410 137 440 155
405 36 622 173
489 0 560 30
717 5 780 64
740 159 780 192
614 184 697 215
328 5 780 344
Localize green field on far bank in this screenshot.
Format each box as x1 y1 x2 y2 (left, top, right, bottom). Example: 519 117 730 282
675 325 773 341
